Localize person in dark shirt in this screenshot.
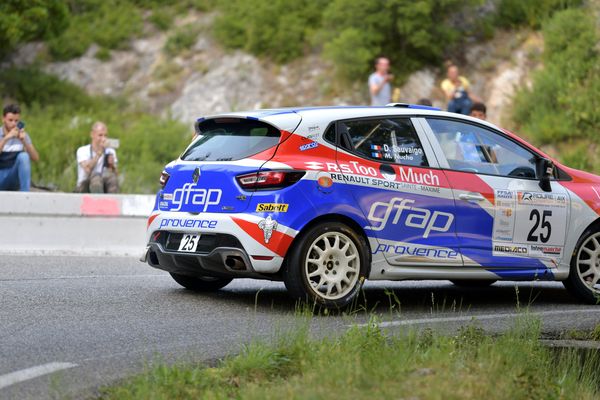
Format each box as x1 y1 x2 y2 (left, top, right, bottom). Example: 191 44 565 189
0 104 39 191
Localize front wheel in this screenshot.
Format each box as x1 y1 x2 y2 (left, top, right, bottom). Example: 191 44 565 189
170 273 233 292
563 228 600 304
283 222 368 309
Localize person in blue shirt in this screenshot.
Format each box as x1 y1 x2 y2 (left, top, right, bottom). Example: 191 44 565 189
0 104 39 191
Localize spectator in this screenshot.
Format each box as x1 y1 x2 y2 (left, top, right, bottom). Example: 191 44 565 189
470 102 487 120
0 104 39 191
417 98 433 107
441 64 479 115
368 57 393 106
76 121 119 193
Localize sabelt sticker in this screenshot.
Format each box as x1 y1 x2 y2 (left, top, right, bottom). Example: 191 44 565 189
256 203 289 212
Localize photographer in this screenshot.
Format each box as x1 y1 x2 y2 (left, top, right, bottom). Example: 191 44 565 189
76 121 119 193
0 104 39 191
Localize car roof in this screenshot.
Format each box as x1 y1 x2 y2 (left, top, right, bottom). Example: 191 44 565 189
197 105 503 133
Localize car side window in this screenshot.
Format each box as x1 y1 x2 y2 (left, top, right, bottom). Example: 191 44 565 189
427 118 538 178
337 118 428 167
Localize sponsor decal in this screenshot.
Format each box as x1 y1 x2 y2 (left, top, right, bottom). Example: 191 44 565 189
170 183 222 212
317 175 333 188
377 164 440 186
162 193 173 201
494 245 528 255
258 216 278 244
299 141 319 151
305 161 324 170
496 190 513 199
365 197 454 238
502 209 513 217
256 203 289 212
308 126 320 132
530 245 562 255
517 191 568 206
159 201 169 208
159 218 217 229
374 244 459 259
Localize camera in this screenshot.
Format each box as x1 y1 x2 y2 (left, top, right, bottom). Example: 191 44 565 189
105 138 120 149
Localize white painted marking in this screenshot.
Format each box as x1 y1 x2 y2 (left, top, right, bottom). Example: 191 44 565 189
354 308 600 328
0 362 77 390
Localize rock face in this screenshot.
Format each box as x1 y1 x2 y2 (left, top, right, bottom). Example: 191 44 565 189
171 52 264 121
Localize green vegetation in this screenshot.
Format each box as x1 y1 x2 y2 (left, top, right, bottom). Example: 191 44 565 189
164 24 203 56
512 8 599 172
0 68 188 193
101 318 600 399
214 0 326 64
495 0 583 28
0 1 69 58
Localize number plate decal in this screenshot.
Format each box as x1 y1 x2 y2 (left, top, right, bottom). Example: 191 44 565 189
492 190 568 260
178 234 201 252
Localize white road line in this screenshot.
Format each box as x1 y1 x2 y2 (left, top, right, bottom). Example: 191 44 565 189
0 362 77 390
355 308 600 328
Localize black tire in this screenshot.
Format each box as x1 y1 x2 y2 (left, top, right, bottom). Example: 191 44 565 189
170 272 233 292
563 226 600 304
451 280 497 287
283 222 368 309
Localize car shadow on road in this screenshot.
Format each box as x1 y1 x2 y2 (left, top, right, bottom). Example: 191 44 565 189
169 281 580 315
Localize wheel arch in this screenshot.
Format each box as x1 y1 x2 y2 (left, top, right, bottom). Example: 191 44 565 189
283 213 373 276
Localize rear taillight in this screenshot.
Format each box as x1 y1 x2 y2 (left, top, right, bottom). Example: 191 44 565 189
236 170 305 190
159 170 170 188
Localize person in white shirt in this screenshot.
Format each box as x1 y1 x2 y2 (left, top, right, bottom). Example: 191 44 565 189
76 121 119 193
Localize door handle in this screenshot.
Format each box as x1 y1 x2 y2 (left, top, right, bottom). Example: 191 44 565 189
458 193 485 202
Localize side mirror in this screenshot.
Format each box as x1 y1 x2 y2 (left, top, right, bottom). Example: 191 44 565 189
536 157 553 192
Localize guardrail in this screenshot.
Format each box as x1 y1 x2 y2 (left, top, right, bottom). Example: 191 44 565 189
0 192 155 256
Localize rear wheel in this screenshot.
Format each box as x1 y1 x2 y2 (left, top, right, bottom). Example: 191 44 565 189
563 229 600 304
283 222 368 309
451 280 497 287
170 273 232 292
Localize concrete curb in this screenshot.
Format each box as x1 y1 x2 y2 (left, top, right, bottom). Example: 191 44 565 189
0 192 155 256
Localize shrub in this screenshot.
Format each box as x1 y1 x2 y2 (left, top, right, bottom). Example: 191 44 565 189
512 8 599 171
48 0 143 60
213 0 326 63
164 24 201 56
495 0 583 28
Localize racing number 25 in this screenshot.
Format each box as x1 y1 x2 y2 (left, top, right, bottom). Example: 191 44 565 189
527 209 552 243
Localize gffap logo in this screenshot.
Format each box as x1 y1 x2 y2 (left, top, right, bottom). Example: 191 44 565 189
365 197 454 238
171 183 222 212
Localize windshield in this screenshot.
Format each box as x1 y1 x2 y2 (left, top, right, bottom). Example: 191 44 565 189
182 118 281 162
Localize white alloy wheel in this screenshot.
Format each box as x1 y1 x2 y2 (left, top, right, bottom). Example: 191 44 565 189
304 231 360 300
575 232 600 293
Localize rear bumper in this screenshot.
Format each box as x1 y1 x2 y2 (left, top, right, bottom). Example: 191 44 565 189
142 242 279 279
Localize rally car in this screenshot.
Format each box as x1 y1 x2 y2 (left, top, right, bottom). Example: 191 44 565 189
142 104 600 308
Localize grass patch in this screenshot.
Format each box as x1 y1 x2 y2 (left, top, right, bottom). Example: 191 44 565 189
100 316 600 399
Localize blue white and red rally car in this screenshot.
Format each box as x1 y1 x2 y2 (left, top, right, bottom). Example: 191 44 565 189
142 104 600 308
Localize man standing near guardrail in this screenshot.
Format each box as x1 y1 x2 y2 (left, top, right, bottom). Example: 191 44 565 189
75 121 119 193
0 104 39 191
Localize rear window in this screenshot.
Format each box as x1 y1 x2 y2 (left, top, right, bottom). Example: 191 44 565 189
182 118 281 161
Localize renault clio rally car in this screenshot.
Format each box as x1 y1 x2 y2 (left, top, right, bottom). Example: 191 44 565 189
142 104 600 308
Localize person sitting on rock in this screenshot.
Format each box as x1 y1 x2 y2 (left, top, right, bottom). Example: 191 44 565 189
76 121 119 193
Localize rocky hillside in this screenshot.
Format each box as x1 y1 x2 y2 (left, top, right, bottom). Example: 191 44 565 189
4 10 542 128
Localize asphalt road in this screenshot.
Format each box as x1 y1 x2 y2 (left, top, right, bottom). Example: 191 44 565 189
2 255 600 399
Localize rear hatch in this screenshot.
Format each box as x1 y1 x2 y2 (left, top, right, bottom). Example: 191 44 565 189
159 117 292 214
